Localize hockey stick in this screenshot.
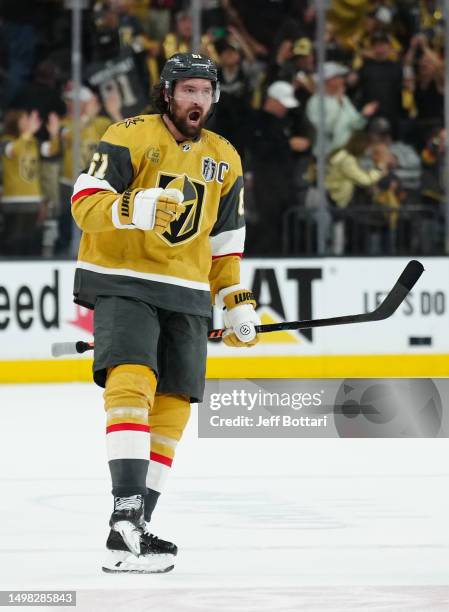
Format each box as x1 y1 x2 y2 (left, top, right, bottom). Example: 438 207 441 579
51 260 423 357
209 259 424 338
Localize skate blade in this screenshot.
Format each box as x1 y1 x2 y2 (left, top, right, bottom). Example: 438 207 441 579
102 550 175 574
102 564 175 574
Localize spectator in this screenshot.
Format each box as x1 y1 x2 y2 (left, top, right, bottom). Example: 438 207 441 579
365 117 422 204
9 60 67 248
226 0 290 56
267 37 315 106
405 33 444 148
416 0 444 37
92 0 151 55
287 98 315 207
324 21 355 65
92 0 152 94
306 62 378 155
421 125 445 205
0 109 59 255
266 38 295 85
161 11 221 64
351 6 402 67
245 81 299 255
273 0 316 43
8 60 66 137
416 124 445 252
356 32 403 135
56 85 122 256
325 131 394 254
92 1 122 61
213 38 253 155
162 11 193 59
290 38 315 106
326 132 392 208
201 0 228 32
141 0 175 43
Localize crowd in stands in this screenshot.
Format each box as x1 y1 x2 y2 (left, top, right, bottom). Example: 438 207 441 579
0 0 446 257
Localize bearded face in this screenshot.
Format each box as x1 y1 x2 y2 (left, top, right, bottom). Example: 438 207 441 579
167 78 214 139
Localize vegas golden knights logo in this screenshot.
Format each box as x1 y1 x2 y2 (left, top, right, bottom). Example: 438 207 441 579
19 155 38 183
156 172 205 245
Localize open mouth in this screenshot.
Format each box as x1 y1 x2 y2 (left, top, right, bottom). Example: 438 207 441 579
188 110 201 123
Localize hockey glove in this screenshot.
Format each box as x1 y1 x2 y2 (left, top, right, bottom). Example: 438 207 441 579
113 187 185 232
217 285 261 347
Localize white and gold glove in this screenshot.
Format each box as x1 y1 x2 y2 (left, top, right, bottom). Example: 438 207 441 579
112 187 185 232
217 285 261 348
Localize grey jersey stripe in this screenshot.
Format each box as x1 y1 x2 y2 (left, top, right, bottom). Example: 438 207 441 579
87 140 134 193
210 175 244 236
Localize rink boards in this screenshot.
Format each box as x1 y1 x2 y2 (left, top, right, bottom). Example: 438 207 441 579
0 257 447 382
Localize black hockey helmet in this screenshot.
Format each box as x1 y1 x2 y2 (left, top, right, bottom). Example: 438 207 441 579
160 53 220 102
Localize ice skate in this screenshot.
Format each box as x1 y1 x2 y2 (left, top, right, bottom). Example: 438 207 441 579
102 524 177 573
108 494 145 556
103 497 176 573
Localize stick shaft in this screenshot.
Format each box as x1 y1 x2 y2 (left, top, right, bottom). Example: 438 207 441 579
208 260 424 338
51 260 424 353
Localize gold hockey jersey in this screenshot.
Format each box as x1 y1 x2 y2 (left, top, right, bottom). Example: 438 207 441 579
1 135 42 204
71 114 245 316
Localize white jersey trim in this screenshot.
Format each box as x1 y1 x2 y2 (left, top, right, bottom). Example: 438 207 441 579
72 172 117 199
77 260 210 292
209 226 245 256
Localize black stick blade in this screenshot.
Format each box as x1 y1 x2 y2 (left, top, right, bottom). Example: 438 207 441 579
374 260 424 321
397 259 425 291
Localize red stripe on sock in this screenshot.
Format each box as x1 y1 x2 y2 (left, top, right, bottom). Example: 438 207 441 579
106 422 150 434
150 451 173 467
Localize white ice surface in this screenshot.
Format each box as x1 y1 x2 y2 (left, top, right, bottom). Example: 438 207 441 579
0 383 448 611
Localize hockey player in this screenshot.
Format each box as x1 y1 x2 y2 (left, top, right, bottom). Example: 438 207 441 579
71 52 260 573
